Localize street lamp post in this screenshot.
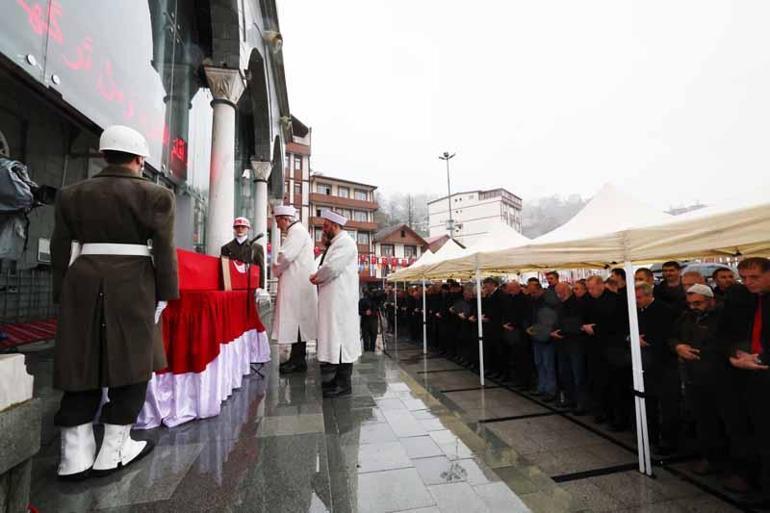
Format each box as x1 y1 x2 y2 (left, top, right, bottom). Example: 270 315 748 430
438 151 456 238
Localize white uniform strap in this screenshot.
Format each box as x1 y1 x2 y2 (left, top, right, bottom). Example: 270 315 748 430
80 243 152 257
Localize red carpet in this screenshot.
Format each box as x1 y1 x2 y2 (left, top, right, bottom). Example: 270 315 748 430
0 319 57 350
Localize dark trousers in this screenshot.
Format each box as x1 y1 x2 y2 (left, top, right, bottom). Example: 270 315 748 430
719 368 755 472
329 362 353 388
54 381 148 427
746 371 770 496
607 362 633 428
686 381 727 462
288 329 307 363
361 317 378 352
510 332 534 388
645 365 681 448
557 339 588 408
586 344 611 418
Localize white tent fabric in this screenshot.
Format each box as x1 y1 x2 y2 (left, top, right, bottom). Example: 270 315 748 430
627 198 770 262
388 239 465 281
477 183 673 271
387 249 436 282
424 221 531 278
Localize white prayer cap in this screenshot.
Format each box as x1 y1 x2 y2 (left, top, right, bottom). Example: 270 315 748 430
273 205 296 218
321 208 347 226
687 284 714 298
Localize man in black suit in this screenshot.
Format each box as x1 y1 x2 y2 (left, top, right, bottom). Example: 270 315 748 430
481 277 507 380
502 281 531 387
636 282 679 453
582 275 628 427
720 258 770 503
552 282 589 414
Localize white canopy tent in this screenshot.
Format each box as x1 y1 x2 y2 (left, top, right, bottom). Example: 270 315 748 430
385 184 770 477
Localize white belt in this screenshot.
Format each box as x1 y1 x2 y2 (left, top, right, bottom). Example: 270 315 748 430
80 243 152 257
70 242 152 267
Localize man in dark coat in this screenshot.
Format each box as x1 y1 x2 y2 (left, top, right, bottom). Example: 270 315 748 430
481 277 507 380
654 261 687 314
51 125 179 480
720 258 770 503
502 281 530 387
552 282 588 413
582 275 628 427
359 289 379 352
636 282 679 453
669 284 728 475
220 216 265 288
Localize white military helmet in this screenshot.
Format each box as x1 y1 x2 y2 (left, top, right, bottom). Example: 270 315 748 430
99 125 150 158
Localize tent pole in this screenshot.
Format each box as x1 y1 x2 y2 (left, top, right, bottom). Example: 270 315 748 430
475 267 485 387
624 260 652 475
393 282 398 356
422 279 428 354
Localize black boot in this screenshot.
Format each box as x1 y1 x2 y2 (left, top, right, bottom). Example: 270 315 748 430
324 363 352 398
322 364 337 390
280 342 307 374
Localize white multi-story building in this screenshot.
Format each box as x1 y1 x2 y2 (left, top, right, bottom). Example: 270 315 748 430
427 188 523 246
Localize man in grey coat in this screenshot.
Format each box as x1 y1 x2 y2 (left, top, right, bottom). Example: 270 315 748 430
51 125 179 480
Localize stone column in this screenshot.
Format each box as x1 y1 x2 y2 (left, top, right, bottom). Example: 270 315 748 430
269 198 283 282
203 66 246 256
250 159 271 279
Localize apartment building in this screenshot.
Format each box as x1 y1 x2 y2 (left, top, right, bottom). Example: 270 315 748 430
427 188 523 246
308 175 379 278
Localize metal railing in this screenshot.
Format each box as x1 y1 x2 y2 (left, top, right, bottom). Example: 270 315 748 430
0 267 56 323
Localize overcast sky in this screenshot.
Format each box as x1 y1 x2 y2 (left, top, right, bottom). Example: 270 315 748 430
277 0 770 210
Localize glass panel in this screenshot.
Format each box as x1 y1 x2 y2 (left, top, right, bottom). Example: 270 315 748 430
3 0 51 82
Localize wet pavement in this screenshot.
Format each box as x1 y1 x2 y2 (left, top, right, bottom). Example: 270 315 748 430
21 332 751 512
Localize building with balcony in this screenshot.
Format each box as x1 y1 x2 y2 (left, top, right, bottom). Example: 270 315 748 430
427 188 523 246
308 174 379 279
372 224 428 279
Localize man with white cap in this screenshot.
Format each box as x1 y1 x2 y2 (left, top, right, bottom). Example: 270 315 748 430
310 209 361 398
221 216 265 288
50 125 179 480
669 283 732 476
272 204 318 374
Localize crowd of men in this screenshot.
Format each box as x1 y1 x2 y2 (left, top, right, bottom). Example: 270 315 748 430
384 258 770 504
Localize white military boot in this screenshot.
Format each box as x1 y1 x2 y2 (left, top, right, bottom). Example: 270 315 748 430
57 423 96 481
91 424 154 477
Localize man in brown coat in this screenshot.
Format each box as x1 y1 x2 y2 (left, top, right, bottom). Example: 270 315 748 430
220 216 265 288
50 125 179 480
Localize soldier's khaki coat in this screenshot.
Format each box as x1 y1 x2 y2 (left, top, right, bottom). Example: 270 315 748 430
51 165 179 391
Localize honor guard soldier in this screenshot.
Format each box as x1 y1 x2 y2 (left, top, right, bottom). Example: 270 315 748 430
221 217 265 288
51 125 179 480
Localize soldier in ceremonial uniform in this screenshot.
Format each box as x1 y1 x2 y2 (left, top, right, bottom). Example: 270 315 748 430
51 125 179 480
220 217 265 288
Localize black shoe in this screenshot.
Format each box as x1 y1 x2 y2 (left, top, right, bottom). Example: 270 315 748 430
279 362 307 375
572 408 588 416
91 440 155 478
593 415 607 424
541 394 557 403
323 385 352 398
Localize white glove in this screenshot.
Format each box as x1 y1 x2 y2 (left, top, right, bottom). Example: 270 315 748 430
155 301 168 324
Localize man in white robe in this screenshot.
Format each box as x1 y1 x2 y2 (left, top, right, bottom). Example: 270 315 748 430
272 205 318 374
310 209 361 397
